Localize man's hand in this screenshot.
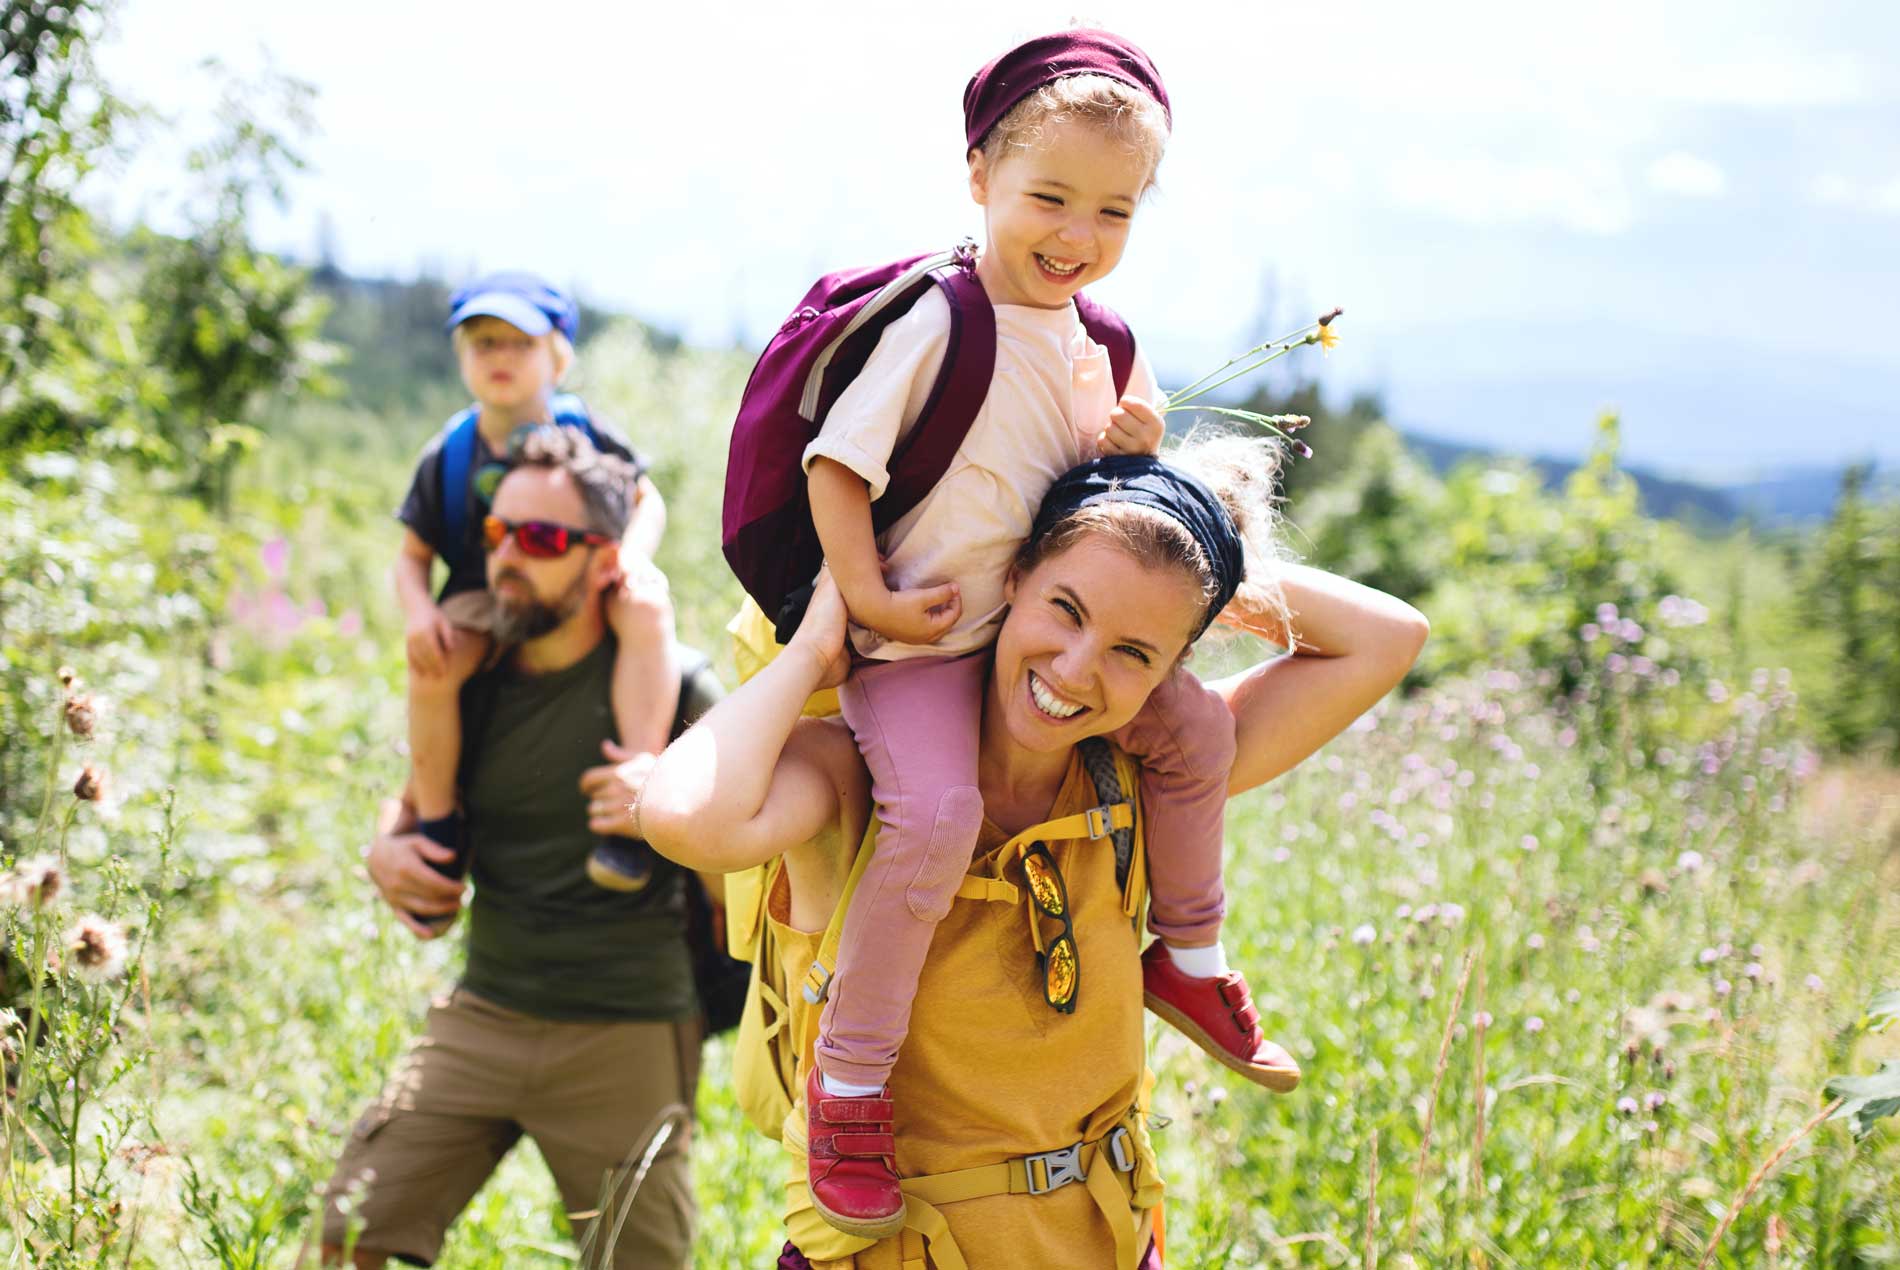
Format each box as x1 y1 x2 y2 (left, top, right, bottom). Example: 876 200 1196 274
1098 393 1165 457
581 741 658 837
856 579 962 647
405 605 456 678
365 799 464 938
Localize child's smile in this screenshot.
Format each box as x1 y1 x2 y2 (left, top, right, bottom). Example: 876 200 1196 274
968 117 1153 309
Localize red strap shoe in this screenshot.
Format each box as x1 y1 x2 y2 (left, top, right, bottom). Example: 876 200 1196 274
1141 941 1301 1092
805 1067 906 1239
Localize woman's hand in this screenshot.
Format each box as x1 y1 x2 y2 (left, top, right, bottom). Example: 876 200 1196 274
789 568 854 690
580 740 658 836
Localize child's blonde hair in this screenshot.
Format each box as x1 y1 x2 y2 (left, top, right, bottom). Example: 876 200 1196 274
975 72 1170 192
450 317 576 384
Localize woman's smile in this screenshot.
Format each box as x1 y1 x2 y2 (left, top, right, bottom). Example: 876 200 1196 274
1027 668 1089 722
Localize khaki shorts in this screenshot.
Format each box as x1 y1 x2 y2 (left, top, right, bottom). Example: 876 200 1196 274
321 989 700 1268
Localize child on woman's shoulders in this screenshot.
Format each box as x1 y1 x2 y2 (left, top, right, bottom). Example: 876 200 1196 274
792 28 1300 1241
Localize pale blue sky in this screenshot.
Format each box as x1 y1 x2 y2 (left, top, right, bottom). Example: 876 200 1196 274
98 1 1899 477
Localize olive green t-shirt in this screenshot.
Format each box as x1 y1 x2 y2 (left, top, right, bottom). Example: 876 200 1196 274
458 636 696 1022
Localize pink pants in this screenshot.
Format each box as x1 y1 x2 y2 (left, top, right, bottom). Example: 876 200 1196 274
815 652 1237 1087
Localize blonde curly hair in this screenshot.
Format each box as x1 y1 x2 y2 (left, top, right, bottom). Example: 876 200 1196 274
974 72 1170 194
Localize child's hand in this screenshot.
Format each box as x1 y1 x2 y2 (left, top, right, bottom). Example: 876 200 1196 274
1099 394 1165 456
859 580 962 647
405 605 456 677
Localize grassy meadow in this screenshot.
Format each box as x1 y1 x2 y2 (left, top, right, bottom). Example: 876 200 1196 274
2 322 1897 1269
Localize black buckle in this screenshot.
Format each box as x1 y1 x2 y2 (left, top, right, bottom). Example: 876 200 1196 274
1022 1141 1085 1195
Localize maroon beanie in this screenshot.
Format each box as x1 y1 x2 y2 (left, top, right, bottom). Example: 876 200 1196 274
962 29 1171 152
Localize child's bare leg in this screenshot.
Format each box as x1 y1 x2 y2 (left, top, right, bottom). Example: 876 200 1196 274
607 565 679 754
588 569 680 892
405 625 491 828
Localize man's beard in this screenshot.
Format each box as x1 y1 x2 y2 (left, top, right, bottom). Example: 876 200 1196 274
491 565 593 646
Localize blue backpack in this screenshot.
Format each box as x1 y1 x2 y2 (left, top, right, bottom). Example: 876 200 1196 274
438 392 603 575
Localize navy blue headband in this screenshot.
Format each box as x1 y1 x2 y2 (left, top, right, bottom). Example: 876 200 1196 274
1029 454 1245 639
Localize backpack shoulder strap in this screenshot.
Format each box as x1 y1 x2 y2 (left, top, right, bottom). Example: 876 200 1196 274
438 407 481 572
550 392 600 445
1073 294 1137 398
1078 736 1148 921
799 820 881 1006
871 261 997 532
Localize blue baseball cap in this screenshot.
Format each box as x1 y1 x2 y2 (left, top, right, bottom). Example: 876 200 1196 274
446 272 578 340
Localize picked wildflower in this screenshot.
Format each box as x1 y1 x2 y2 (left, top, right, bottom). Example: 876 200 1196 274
1161 308 1345 455
7 855 63 909
73 765 108 802
64 692 98 740
65 914 128 981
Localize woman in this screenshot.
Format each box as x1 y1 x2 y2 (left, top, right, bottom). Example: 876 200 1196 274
639 448 1428 1268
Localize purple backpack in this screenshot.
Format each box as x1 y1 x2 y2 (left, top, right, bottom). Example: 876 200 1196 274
722 242 1135 639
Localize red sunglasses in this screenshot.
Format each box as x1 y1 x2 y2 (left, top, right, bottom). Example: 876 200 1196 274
481 515 612 558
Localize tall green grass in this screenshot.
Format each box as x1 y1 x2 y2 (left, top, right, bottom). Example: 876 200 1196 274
0 324 1893 1266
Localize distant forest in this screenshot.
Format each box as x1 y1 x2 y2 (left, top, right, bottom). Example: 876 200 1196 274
308 265 1881 527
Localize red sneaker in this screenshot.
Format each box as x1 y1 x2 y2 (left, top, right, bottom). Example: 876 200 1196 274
805 1068 906 1239
1141 942 1301 1092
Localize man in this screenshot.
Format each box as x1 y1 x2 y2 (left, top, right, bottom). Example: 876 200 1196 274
323 427 713 1269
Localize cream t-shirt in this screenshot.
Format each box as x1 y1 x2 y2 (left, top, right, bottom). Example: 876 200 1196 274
801 287 1159 661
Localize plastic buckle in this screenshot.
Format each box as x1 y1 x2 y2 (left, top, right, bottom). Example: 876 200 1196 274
1023 1141 1086 1195
1084 805 1112 839
801 960 833 1005
1106 1126 1134 1174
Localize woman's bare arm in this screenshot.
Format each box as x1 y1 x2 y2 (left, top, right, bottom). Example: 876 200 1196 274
1212 563 1429 794
638 574 857 873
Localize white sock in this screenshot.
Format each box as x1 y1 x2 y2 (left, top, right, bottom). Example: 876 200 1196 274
821 1071 884 1098
1167 941 1230 979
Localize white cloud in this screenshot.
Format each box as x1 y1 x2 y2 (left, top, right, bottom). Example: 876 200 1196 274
1809 171 1900 215
1387 153 1633 236
1647 153 1727 199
